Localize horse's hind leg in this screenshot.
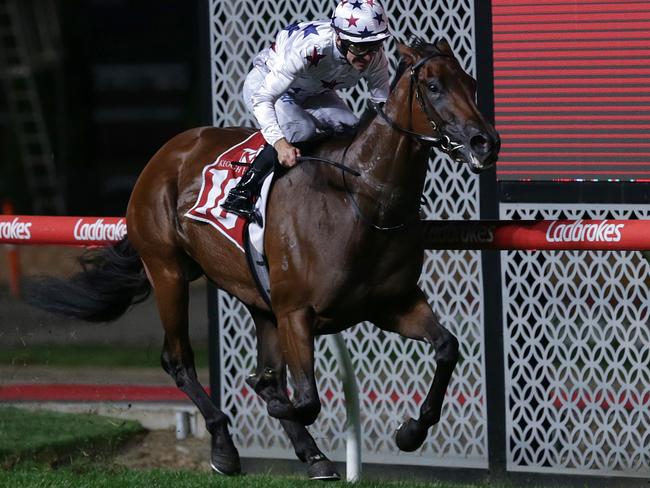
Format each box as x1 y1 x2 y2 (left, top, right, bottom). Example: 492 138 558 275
274 307 323 426
247 308 339 480
375 288 459 452
143 254 240 475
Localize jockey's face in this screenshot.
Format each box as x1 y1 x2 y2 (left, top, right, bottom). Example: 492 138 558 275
337 37 383 72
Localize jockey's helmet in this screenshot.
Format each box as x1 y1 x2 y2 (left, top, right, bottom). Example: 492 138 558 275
331 0 391 44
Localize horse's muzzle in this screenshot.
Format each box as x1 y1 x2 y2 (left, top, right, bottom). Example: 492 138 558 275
464 128 500 173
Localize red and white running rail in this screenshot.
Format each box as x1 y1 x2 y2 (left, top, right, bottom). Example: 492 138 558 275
1 215 650 250
0 215 126 246
423 219 650 251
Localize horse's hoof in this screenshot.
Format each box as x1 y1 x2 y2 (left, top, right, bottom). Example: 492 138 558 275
395 417 428 452
307 459 340 481
210 453 241 476
211 435 241 476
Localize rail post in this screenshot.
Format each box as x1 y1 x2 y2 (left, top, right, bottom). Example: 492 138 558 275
328 333 361 482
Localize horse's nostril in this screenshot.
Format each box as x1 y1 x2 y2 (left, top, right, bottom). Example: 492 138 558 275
470 134 491 155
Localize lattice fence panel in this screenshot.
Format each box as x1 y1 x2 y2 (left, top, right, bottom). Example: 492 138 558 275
211 0 486 468
501 204 650 478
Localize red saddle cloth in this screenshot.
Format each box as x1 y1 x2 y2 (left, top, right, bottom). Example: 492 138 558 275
185 131 266 251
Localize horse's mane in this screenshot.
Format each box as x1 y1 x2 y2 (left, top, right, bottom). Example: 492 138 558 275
385 36 448 95
410 36 448 57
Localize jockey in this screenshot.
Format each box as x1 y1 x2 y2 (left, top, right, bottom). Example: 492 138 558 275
221 0 392 222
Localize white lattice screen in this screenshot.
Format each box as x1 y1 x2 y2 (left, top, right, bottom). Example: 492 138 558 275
210 0 487 468
501 204 650 478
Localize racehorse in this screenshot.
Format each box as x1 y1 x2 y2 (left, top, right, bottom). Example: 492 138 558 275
28 39 499 480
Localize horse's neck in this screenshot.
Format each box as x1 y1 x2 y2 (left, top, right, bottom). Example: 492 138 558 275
344 100 429 224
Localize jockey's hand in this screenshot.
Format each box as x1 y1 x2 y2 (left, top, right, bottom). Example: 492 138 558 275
274 138 301 167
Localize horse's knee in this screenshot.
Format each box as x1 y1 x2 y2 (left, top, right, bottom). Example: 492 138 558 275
161 351 182 382
266 396 320 425
160 351 174 375
161 349 198 388
435 332 459 365
294 394 321 426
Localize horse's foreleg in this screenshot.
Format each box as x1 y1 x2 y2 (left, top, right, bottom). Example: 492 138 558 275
375 288 459 452
145 257 240 475
248 309 339 480
275 307 321 426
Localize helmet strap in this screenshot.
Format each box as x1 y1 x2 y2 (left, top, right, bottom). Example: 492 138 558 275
336 36 351 61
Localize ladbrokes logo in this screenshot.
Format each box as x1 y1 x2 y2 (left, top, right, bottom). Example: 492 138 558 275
426 224 495 245
73 218 126 241
0 217 32 240
546 220 624 243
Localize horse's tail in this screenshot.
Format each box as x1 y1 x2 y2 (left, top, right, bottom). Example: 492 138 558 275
24 239 151 323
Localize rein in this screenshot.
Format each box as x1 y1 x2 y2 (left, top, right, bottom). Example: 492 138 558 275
342 51 466 231
297 155 359 176
297 145 413 231
294 51 465 231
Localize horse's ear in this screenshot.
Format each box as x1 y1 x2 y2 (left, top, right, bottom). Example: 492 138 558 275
435 38 453 55
396 42 419 67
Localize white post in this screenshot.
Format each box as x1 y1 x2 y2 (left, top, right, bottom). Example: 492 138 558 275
328 333 361 482
175 409 190 440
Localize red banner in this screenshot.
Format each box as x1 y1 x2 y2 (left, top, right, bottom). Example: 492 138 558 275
0 215 126 246
422 219 650 251
2 216 650 251
492 0 650 182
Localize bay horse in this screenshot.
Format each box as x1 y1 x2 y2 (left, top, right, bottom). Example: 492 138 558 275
29 39 499 479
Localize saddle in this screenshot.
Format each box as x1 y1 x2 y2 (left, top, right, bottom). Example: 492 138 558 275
184 131 273 305
185 129 350 307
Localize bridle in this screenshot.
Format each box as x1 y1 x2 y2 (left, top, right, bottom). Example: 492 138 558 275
302 50 470 231
372 51 465 157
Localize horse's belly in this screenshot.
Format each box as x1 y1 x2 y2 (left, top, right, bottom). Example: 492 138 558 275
313 244 423 327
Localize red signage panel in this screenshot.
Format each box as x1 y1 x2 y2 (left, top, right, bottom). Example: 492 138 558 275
492 0 650 182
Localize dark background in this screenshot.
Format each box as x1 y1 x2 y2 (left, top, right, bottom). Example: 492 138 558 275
0 0 207 216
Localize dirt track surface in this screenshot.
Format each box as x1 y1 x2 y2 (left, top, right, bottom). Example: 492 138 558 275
114 429 212 472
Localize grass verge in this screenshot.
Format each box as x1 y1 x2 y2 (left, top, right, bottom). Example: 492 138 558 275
0 406 144 468
2 466 484 488
0 408 565 488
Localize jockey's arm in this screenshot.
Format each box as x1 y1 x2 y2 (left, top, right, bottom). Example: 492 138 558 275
251 51 307 167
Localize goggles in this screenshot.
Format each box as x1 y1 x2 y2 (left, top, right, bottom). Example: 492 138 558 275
344 40 383 57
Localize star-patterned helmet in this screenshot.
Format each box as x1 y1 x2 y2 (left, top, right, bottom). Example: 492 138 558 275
331 0 391 43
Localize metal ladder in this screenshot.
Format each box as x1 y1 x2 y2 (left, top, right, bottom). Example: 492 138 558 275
0 0 65 214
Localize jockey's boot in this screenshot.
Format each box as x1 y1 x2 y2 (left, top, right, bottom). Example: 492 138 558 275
221 144 276 224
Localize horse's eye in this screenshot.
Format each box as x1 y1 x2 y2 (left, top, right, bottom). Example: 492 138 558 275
428 82 441 94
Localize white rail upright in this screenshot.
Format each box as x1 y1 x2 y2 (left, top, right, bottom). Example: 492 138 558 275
327 333 361 482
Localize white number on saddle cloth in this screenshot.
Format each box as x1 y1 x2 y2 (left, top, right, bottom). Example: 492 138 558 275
185 165 248 253
210 170 239 231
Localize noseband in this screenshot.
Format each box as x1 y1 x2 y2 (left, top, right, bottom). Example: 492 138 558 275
372 52 464 156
